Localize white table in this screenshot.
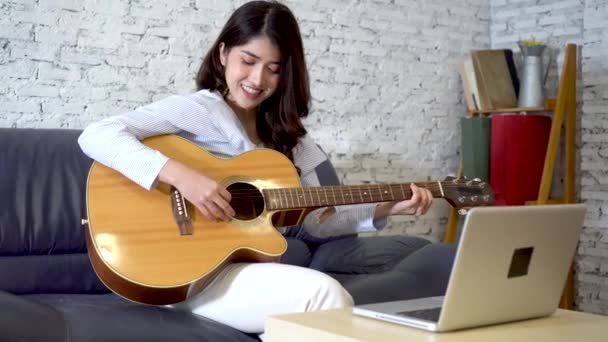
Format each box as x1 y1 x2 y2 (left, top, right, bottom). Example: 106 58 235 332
265 308 608 342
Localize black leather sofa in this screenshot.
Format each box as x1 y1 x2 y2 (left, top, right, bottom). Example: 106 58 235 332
0 128 456 341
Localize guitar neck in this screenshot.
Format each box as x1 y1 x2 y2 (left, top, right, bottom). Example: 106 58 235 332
263 182 446 210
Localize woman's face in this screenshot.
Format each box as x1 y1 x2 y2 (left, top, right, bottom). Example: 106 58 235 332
220 36 282 115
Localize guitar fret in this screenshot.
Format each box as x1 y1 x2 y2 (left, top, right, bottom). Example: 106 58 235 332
323 188 329 206
340 187 345 205
316 187 322 206
377 184 384 202
289 188 294 208
285 188 290 208
296 189 302 207
267 189 274 210
308 188 314 207
359 186 364 202
330 186 336 206
400 184 406 199
296 189 301 207
300 188 307 207
388 184 395 201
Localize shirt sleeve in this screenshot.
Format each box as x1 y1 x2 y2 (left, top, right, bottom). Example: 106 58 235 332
297 150 388 239
78 94 213 190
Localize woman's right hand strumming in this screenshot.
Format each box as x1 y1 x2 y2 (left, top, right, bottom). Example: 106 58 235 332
158 159 235 222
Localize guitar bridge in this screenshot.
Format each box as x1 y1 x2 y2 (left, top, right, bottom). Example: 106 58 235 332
170 186 193 235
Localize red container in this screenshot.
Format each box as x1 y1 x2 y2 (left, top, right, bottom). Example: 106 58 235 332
490 114 552 206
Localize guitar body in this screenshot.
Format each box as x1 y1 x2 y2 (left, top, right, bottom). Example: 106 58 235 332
86 135 303 305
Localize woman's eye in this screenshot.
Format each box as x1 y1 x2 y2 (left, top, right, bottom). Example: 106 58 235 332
242 59 255 65
269 66 280 74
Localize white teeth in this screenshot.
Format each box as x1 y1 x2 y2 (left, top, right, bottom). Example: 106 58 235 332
242 84 261 95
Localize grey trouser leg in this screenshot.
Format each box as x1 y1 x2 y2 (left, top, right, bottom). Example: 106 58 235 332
334 243 457 305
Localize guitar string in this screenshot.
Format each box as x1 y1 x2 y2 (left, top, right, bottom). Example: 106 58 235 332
224 185 487 203
225 188 482 198
223 185 482 197
223 183 480 194
178 184 487 205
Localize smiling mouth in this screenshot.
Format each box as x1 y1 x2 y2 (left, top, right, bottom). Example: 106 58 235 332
241 84 262 99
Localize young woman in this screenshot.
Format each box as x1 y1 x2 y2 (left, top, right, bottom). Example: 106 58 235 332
78 0 433 334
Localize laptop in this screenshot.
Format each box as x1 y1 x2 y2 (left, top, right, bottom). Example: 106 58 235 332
352 204 586 332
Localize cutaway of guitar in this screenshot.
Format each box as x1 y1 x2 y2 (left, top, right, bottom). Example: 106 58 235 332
85 134 494 305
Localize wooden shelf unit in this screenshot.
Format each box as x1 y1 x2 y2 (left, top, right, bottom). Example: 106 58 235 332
444 44 578 309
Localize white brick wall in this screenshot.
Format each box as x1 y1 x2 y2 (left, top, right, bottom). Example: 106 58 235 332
0 0 490 242
578 0 608 315
492 0 608 315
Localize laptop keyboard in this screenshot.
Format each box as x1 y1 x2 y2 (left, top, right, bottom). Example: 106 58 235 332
395 307 442 322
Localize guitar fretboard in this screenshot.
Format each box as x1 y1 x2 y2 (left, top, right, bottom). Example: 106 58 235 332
263 183 444 210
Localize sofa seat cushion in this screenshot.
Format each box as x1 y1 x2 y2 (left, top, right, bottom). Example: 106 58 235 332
20 293 260 342
0 291 67 342
0 253 107 295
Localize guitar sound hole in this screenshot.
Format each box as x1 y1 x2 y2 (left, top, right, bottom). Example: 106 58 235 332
227 182 265 221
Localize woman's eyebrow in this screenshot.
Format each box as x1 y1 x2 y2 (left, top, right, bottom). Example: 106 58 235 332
241 50 281 65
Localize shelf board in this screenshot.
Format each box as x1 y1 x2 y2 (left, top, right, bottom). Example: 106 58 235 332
469 98 556 115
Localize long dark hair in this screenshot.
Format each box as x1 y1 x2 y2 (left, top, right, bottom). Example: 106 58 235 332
196 1 310 163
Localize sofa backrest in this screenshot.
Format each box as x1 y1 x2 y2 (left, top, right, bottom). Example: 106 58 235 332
0 128 108 294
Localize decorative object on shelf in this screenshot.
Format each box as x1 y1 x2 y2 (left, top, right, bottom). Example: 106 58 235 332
490 114 551 206
461 116 491 182
518 37 549 108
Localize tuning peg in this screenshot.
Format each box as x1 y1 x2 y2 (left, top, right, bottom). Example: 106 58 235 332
458 208 468 216
473 178 481 182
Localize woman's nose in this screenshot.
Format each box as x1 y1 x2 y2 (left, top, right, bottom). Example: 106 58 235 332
249 65 266 86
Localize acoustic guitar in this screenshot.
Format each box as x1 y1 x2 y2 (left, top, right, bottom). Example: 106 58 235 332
85 135 494 305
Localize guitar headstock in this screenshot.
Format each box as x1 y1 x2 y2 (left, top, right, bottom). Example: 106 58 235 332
441 176 495 209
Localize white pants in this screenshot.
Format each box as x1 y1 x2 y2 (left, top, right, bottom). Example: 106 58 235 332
172 263 354 333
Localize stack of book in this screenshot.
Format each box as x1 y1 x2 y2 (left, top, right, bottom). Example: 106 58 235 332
459 49 520 112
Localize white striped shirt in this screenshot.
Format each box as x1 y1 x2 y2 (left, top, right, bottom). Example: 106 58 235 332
78 89 386 238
